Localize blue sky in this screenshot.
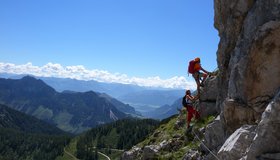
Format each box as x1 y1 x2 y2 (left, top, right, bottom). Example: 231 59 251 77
0 0 219 89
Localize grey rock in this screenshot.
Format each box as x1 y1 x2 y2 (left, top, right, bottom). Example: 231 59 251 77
245 91 280 159
213 0 280 158
258 153 280 160
222 98 260 133
195 75 218 118
198 102 217 118
217 125 256 160
203 116 225 152
142 145 160 160
199 127 205 134
214 0 256 112
200 76 218 102
215 0 280 120
183 150 201 160
227 20 280 114
159 138 184 152
201 0 280 159
159 140 170 151
121 146 142 160
170 139 183 151
202 148 219 160
203 153 216 160
174 117 185 130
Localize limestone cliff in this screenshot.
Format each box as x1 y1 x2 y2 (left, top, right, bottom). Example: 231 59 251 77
215 0 280 134
208 0 280 159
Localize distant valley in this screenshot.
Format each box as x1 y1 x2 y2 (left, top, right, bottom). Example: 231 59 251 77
141 98 182 120
0 73 185 119
0 76 135 134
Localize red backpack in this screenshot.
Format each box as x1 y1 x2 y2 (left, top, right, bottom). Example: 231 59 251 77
188 60 196 74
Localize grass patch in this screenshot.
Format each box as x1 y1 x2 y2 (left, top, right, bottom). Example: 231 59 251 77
194 115 215 130
139 114 186 147
137 114 216 159
53 111 77 133
32 105 53 119
56 137 79 160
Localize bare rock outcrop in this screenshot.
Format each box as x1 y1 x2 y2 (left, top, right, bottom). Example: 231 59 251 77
142 145 160 160
216 90 280 160
207 0 280 159
215 0 280 134
217 125 256 160
244 90 280 159
200 76 218 102
199 76 219 118
223 98 259 133
182 150 201 160
214 0 256 112
203 116 225 152
121 146 142 160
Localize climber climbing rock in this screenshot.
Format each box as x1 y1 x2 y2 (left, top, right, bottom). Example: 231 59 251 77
188 57 210 98
182 90 200 130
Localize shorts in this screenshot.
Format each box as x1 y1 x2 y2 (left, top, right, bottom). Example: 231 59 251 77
192 72 204 80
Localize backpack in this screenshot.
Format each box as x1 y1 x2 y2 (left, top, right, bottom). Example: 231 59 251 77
188 60 196 74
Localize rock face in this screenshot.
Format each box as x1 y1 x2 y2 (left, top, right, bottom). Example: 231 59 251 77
245 91 280 159
200 76 218 102
215 0 280 134
217 125 256 160
223 98 260 133
203 116 225 152
199 76 219 118
209 0 280 159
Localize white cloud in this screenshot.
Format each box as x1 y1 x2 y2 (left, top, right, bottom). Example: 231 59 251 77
0 62 196 90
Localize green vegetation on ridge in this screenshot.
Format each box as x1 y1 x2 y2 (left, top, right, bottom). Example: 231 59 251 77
137 110 215 159
76 118 159 160
0 104 71 160
0 104 67 135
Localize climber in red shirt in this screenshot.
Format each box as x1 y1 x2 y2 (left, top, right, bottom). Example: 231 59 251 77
182 90 200 129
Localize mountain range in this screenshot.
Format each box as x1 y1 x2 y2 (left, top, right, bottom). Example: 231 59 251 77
0 73 146 98
0 73 184 117
141 98 182 120
0 76 136 134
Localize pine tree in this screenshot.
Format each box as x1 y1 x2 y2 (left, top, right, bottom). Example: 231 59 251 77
95 147 98 160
